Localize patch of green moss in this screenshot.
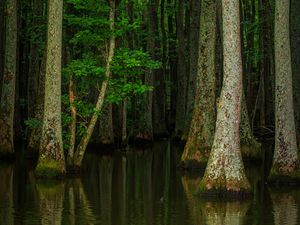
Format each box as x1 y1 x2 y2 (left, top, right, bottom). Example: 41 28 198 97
241 141 262 161
35 160 65 179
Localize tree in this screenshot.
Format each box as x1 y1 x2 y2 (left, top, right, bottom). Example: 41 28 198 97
35 0 66 178
0 0 17 157
181 0 217 168
199 0 251 195
268 0 300 183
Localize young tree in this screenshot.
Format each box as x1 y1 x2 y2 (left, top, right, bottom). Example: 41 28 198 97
199 0 251 195
0 0 17 157
181 0 217 168
35 0 66 178
268 0 300 183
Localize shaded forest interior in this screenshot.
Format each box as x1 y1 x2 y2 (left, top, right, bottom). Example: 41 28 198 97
0 0 300 194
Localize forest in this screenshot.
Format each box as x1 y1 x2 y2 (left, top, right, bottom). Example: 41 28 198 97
0 0 300 224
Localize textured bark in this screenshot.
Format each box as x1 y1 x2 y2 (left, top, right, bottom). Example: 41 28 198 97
27 52 46 156
152 0 168 138
268 0 300 182
291 0 300 137
67 71 77 166
181 0 217 168
0 0 4 97
35 0 66 178
0 0 17 157
27 0 42 119
113 100 127 145
240 93 261 159
199 0 251 194
73 0 116 167
175 0 187 137
182 0 201 139
98 102 114 145
36 181 64 225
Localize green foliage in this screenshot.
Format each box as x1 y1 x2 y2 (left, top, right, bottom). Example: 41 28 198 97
24 118 42 129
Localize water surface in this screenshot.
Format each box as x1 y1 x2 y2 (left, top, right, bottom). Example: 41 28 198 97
0 141 299 225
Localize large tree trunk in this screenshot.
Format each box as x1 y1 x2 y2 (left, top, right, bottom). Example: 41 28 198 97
35 0 66 178
181 0 217 168
73 0 116 168
268 0 300 183
174 0 187 137
199 0 251 195
0 0 5 98
291 0 300 138
182 0 201 139
0 0 17 157
98 102 114 145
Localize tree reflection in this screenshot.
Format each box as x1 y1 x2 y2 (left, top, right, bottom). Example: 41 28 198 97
181 174 250 225
270 189 299 225
0 163 14 225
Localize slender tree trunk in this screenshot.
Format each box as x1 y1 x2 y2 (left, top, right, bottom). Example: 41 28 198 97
181 0 217 168
35 0 66 178
182 0 201 139
73 0 116 168
0 0 17 157
199 0 251 195
291 0 300 138
268 0 300 183
175 0 187 137
0 0 5 98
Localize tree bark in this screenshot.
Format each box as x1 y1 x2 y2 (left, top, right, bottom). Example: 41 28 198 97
181 0 217 168
268 0 300 183
98 102 114 145
175 0 187 137
35 0 66 178
199 0 251 195
0 0 17 157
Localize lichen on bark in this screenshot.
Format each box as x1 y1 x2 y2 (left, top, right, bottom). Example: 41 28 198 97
180 0 217 169
35 0 66 178
198 0 251 196
268 0 300 184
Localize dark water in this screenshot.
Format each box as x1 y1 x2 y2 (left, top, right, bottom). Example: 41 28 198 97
0 141 299 225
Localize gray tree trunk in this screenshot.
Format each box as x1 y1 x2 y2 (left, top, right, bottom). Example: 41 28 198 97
181 0 217 168
268 0 300 183
35 0 66 178
0 0 17 157
199 0 251 195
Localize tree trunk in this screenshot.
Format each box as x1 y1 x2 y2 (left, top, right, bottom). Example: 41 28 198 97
175 0 187 137
35 0 66 178
0 0 5 98
268 0 300 183
73 0 116 168
291 0 300 138
182 0 201 139
181 0 217 168
98 102 114 145
199 0 251 195
0 0 17 157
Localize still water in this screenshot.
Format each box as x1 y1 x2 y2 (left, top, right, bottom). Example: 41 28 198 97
0 141 299 225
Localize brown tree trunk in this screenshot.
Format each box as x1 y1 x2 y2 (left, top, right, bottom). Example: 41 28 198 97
98 102 114 145
0 0 17 157
268 0 300 183
35 0 66 178
199 0 251 195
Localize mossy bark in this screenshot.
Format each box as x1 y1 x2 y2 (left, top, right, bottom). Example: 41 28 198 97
268 0 300 184
198 0 251 196
180 0 217 169
291 0 300 138
0 0 17 157
98 102 114 145
35 0 66 178
240 93 261 160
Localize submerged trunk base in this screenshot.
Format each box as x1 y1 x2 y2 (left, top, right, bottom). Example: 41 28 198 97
241 140 262 161
180 147 210 169
35 160 66 179
268 165 300 185
198 176 252 199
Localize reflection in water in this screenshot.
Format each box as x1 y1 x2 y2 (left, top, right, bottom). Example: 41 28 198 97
2 141 300 225
0 163 14 225
181 174 250 225
270 189 299 225
36 181 65 225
